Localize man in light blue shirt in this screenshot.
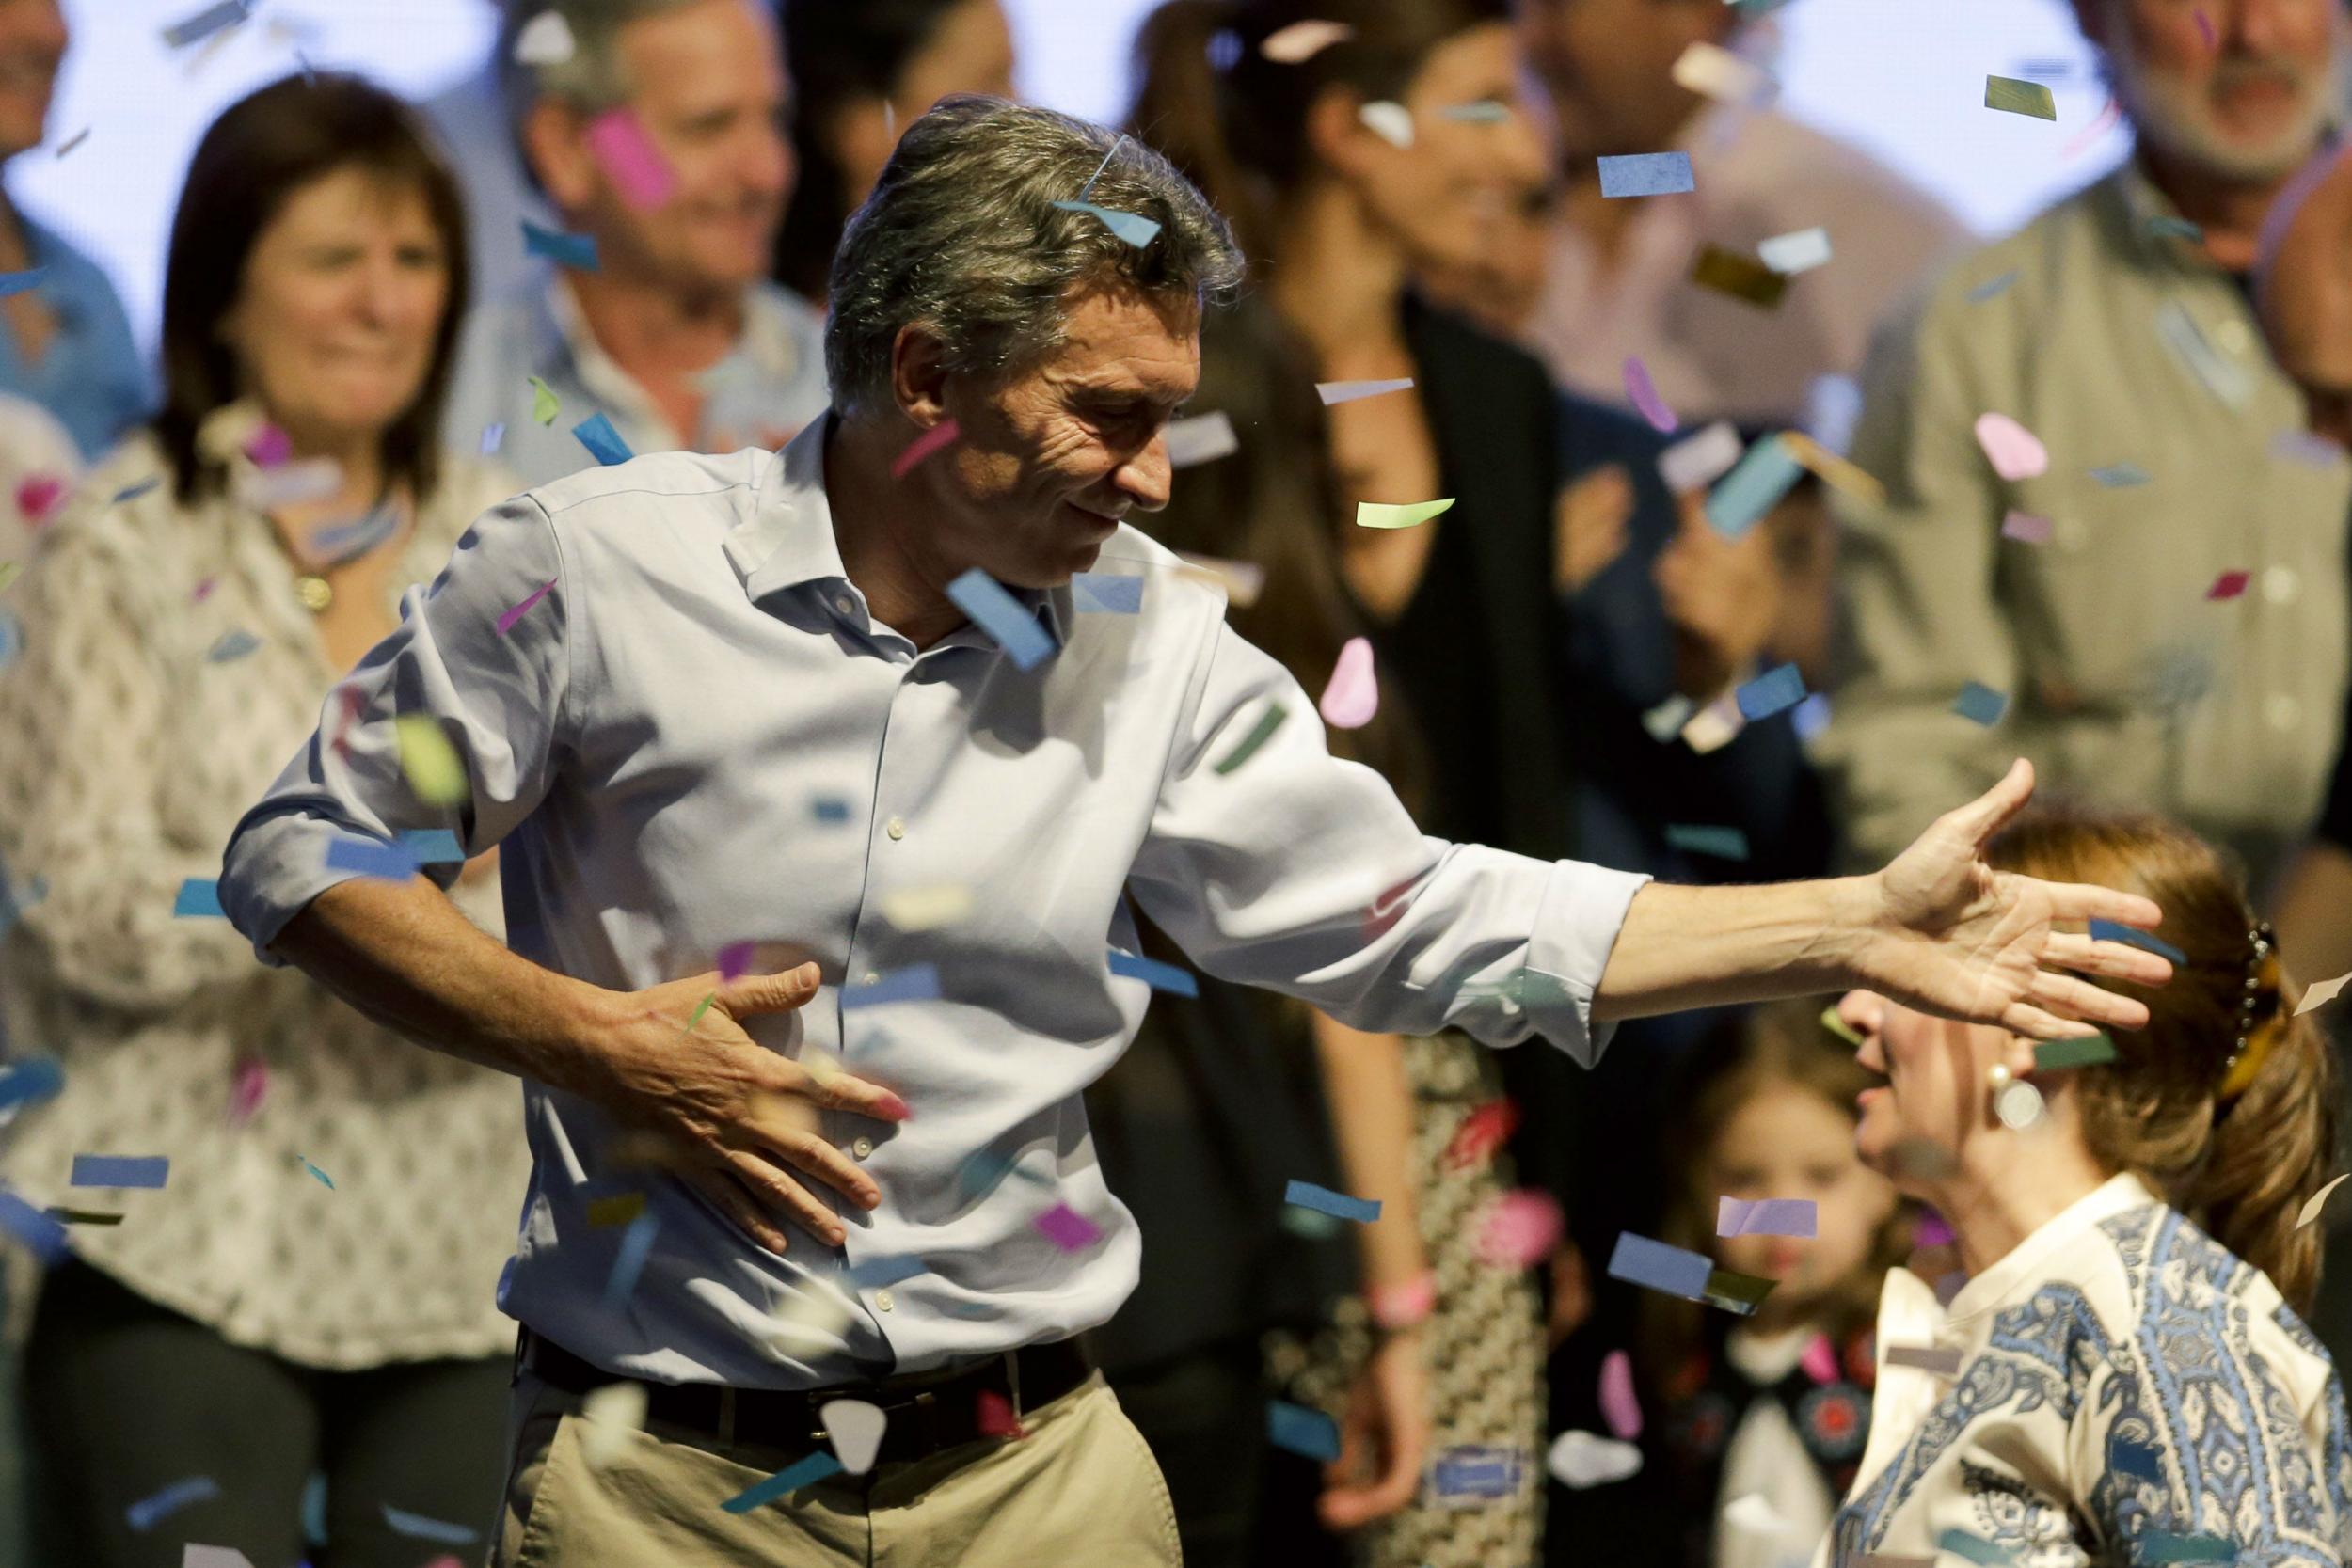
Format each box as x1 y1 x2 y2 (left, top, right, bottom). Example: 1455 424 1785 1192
221 99 2169 1565
442 0 828 487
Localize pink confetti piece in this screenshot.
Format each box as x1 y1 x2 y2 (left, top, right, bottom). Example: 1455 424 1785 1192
1799 1333 1838 1385
1317 636 1378 729
244 424 293 468
1475 1188 1563 1269
1915 1209 1955 1248
891 419 961 481
1999 509 2051 544
192 577 217 603
976 1387 1025 1438
1034 1202 1101 1251
2062 95 2122 161
229 1057 267 1125
496 578 557 636
1262 19 1352 63
2194 9 2215 48
1623 356 1678 434
15 474 64 525
583 108 676 211
1597 1349 1641 1439
716 940 756 983
2207 570 2249 600
1442 1099 1519 1169
1973 412 2047 481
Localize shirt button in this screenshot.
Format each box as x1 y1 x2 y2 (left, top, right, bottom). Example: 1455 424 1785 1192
834 594 856 617
2266 694 2302 731
2264 566 2299 604
851 1136 875 1160
862 971 880 986
875 1289 895 1312
885 817 906 841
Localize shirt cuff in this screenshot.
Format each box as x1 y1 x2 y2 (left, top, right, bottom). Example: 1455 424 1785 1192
1523 859 1650 1068
218 807 364 970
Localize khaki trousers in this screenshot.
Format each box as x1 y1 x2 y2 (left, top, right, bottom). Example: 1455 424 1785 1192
492 1366 1184 1566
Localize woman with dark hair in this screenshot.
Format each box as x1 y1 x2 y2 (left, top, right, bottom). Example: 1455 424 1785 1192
1830 811 2349 1565
772 0 1017 302
0 74 529 1566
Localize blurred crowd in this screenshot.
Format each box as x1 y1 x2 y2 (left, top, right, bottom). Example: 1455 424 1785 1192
2 0 2351 1564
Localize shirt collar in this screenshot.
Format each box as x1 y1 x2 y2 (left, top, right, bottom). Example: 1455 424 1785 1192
2111 159 2243 277
1943 1170 2157 1324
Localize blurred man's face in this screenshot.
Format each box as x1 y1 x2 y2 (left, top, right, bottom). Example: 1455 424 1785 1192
1513 0 1728 163
2085 0 2344 182
0 0 66 163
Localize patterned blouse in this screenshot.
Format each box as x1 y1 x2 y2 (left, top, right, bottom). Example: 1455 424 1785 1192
1819 1174 2352 1568
0 433 533 1370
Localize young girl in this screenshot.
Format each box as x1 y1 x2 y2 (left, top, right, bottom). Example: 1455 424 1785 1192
1644 999 1909 1568
1828 808 2350 1565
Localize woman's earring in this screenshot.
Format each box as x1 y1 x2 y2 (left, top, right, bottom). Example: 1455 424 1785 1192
1989 1060 2045 1130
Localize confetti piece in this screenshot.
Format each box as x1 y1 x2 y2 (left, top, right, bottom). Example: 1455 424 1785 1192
2090 917 2185 966
479 422 506 457
514 9 577 65
237 458 340 514
1735 662 1806 721
1939 1529 2014 1566
522 221 598 270
71 1154 167 1189
1262 18 1352 62
1359 101 1414 149
530 376 561 424
845 1253 927 1288
1800 1333 1839 1383
1702 1266 1776 1313
0 562 19 593
112 477 164 507
206 630 262 663
2000 509 2052 544
878 882 975 930
1439 100 1510 124
1607 1232 1710 1298
844 964 942 1008
1052 199 1161 248
1757 226 1832 275
1034 1202 1102 1251
1108 949 1200 998
1705 434 1804 537
394 715 469 806
1071 573 1144 614
128 1477 217 1531
229 1057 267 1124
307 504 400 565
1659 421 1743 493
819 1398 887 1475
1597 1350 1641 1439
497 578 557 636
1968 270 2021 304
2275 431 2348 472
160 0 247 50
892 419 961 479
721 1450 842 1513
573 412 633 466
0 1187 65 1262
585 108 675 209
1780 431 1885 506
381 1505 476 1544
1670 40 1774 105
1548 1430 1643 1488
298 1156 334 1188
174 879 226 917
716 940 756 981
1317 636 1378 728
0 1056 61 1112
586 1193 645 1227
1623 357 1677 433
54 127 87 159
2298 1174 2347 1229
1664 824 1748 861
1974 412 2047 481
946 567 1057 671
1426 1445 1525 1500
2142 1536 2234 1565
1690 245 1788 308
1356 498 1455 530
1267 1400 1341 1462
1820 1005 1863 1047
1285 1179 1379 1225
976 1387 1025 1439
1717 1197 1816 1238
2090 462 2151 487
15 473 63 524
1213 700 1289 774
1983 75 2057 119
326 835 418 881
1724 1494 1788 1536
1849 1559 1936 1568
2206 570 2249 600
1165 412 1238 468
603 1212 659 1307
245 424 292 467
2034 1034 2118 1069
1597 151 1693 198
1443 1099 1519 1169
1680 694 1744 753
2145 214 2203 243
1951 681 2010 726
1317 377 1414 405
2193 8 2216 47
579 1381 647 1470
1885 1344 1963 1376
0 268 44 300
812 795 852 823
2296 972 2348 1018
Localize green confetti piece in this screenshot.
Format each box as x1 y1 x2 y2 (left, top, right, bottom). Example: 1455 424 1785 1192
393 716 468 807
2141 1533 2235 1564
298 1156 335 1189
1355 498 1456 530
1984 75 2057 119
2034 1034 2118 1070
1820 1005 1863 1047
530 374 561 425
1212 702 1288 775
684 991 716 1032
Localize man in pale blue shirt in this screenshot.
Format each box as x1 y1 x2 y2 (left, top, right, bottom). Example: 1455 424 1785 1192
221 98 2169 1565
442 0 829 487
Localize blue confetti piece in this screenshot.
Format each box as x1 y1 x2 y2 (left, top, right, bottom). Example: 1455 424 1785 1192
1937 1529 2011 1566
480 422 505 456
0 1056 61 1112
1606 1231 1712 1299
1704 434 1804 537
111 477 163 504
845 1253 926 1288
126 1476 216 1532
1284 1179 1380 1224
298 1157 335 1189
0 609 17 670
1951 681 2010 726
722 1450 843 1513
381 1503 478 1544
2089 917 2186 967
1597 151 1694 198
206 629 262 663
2090 462 2151 487
946 568 1057 672
1071 573 1145 614
0 268 46 298
1716 1196 1817 1237
0 1188 67 1264
2111 1439 2165 1483
71 1154 168 1189
1428 1445 1525 1499
1107 950 1199 998
1664 824 1749 861
160 0 248 49
521 220 599 271
603 1211 660 1309
173 878 225 917
1266 1400 1341 1462
301 1472 326 1545
307 505 400 564
2141 1534 2233 1564
1734 662 1806 722
398 828 468 864
326 836 419 880
811 795 852 823
1439 101 1512 124
573 411 634 467
1967 269 2020 303
2144 215 2204 243
843 964 942 1008
1050 199 1161 248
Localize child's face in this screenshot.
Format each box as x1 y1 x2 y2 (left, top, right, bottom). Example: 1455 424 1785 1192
1708 1082 1898 1307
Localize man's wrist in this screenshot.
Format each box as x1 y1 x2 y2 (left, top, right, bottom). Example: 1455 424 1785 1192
1810 874 1888 995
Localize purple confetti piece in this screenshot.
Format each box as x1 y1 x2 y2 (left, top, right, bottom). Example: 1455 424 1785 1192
1033 1202 1102 1251
1622 356 1678 433
716 940 756 983
891 419 961 480
497 578 556 636
1999 509 2052 544
1716 1196 1818 1237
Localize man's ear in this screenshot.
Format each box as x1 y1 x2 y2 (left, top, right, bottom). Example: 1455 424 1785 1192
888 324 954 427
523 100 600 214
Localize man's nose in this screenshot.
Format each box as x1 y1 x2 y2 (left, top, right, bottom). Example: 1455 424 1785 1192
1117 436 1174 513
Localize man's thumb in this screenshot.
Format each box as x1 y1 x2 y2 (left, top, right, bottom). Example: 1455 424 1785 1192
723 962 823 1016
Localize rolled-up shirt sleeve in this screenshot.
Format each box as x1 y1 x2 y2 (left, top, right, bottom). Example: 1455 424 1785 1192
1129 618 1649 1066
219 496 574 965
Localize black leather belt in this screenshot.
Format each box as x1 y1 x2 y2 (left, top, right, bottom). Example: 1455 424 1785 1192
516 1328 1092 1467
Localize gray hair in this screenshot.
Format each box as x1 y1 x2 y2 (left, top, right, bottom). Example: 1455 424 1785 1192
824 96 1247 417
493 0 723 129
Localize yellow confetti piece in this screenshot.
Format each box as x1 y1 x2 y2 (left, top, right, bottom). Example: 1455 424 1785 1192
530 375 561 425
877 882 975 931
393 716 468 806
0 561 20 592
1691 245 1788 309
1820 1005 1863 1047
1781 431 1886 507
1355 498 1456 530
587 1192 646 1227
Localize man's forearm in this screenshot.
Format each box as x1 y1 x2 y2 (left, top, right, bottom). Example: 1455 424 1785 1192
270 875 614 1093
1592 877 1876 1022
